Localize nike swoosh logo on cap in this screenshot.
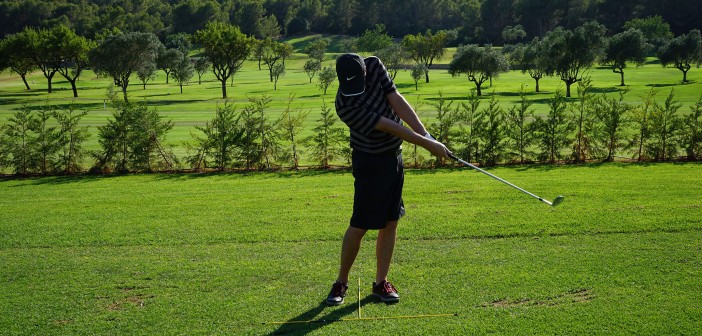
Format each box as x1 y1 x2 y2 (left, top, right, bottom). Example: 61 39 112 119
346 76 356 81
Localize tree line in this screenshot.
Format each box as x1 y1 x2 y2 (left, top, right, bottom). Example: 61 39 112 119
1 0 700 44
3 17 701 103
1 85 700 176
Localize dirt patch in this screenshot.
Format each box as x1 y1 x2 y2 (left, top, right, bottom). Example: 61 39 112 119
445 190 472 194
52 319 73 326
105 286 154 311
482 289 593 308
107 293 154 311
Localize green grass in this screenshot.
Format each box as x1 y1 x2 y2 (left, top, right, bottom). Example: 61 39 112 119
1 163 701 334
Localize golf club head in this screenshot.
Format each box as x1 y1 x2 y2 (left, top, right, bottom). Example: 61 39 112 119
551 196 565 207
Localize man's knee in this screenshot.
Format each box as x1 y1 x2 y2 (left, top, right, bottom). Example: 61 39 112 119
382 221 398 232
345 226 368 239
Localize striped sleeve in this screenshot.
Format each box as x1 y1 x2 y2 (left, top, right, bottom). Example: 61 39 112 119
336 104 382 137
367 57 397 95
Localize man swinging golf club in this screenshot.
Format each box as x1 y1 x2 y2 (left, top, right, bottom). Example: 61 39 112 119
326 53 451 305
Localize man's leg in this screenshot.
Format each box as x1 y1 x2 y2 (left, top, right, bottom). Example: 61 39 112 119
375 220 398 283
336 226 367 283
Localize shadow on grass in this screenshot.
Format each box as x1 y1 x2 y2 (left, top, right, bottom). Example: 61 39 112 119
267 295 380 335
645 82 692 88
2 174 117 186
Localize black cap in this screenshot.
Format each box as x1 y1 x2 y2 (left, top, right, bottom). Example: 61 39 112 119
336 53 366 96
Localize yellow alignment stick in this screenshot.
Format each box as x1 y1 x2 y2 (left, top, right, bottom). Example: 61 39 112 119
357 277 361 319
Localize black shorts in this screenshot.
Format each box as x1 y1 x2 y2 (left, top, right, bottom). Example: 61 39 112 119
350 148 405 230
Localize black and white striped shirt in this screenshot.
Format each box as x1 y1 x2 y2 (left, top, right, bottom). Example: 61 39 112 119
335 57 403 154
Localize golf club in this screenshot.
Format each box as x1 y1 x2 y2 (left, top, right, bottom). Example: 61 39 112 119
449 153 565 207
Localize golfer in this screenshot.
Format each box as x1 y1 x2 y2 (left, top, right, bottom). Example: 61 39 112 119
326 53 450 305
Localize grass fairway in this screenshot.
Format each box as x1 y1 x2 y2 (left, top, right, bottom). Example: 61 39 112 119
1 163 701 335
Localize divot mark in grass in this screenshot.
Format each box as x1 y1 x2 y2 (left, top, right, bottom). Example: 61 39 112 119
104 287 154 310
107 294 154 310
51 319 73 326
482 289 593 308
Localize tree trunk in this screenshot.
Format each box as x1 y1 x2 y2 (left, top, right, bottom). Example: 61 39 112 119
618 69 625 86
122 85 129 102
47 72 55 93
221 79 227 99
20 74 31 90
69 79 78 97
535 78 540 92
474 81 482 96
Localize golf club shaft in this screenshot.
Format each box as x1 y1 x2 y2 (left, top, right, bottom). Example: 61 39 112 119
448 153 554 206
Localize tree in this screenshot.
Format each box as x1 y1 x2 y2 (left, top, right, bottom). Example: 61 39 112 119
165 32 192 56
136 62 157 90
534 89 575 163
356 24 393 53
193 57 211 85
90 32 162 102
172 56 195 94
594 90 631 162
318 66 336 95
402 30 450 83
647 89 683 161
304 58 321 83
627 89 657 161
259 38 293 82
2 106 38 175
624 16 673 51
233 0 266 38
53 105 90 174
375 43 408 80
259 15 282 39
194 22 254 99
304 37 330 62
329 0 359 34
32 104 62 174
681 95 702 161
0 30 36 90
187 103 243 171
603 29 651 86
502 25 526 43
272 63 285 90
157 48 184 84
410 63 427 90
505 86 536 164
456 92 482 162
543 22 607 97
448 44 509 96
277 94 310 169
55 26 94 97
94 100 173 173
509 37 551 92
658 29 702 83
475 95 507 166
570 79 598 163
172 0 225 35
427 92 457 165
237 96 279 170
305 101 347 169
0 125 9 171
26 26 63 94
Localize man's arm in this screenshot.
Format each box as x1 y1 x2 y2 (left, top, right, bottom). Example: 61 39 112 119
374 117 450 159
386 91 429 136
